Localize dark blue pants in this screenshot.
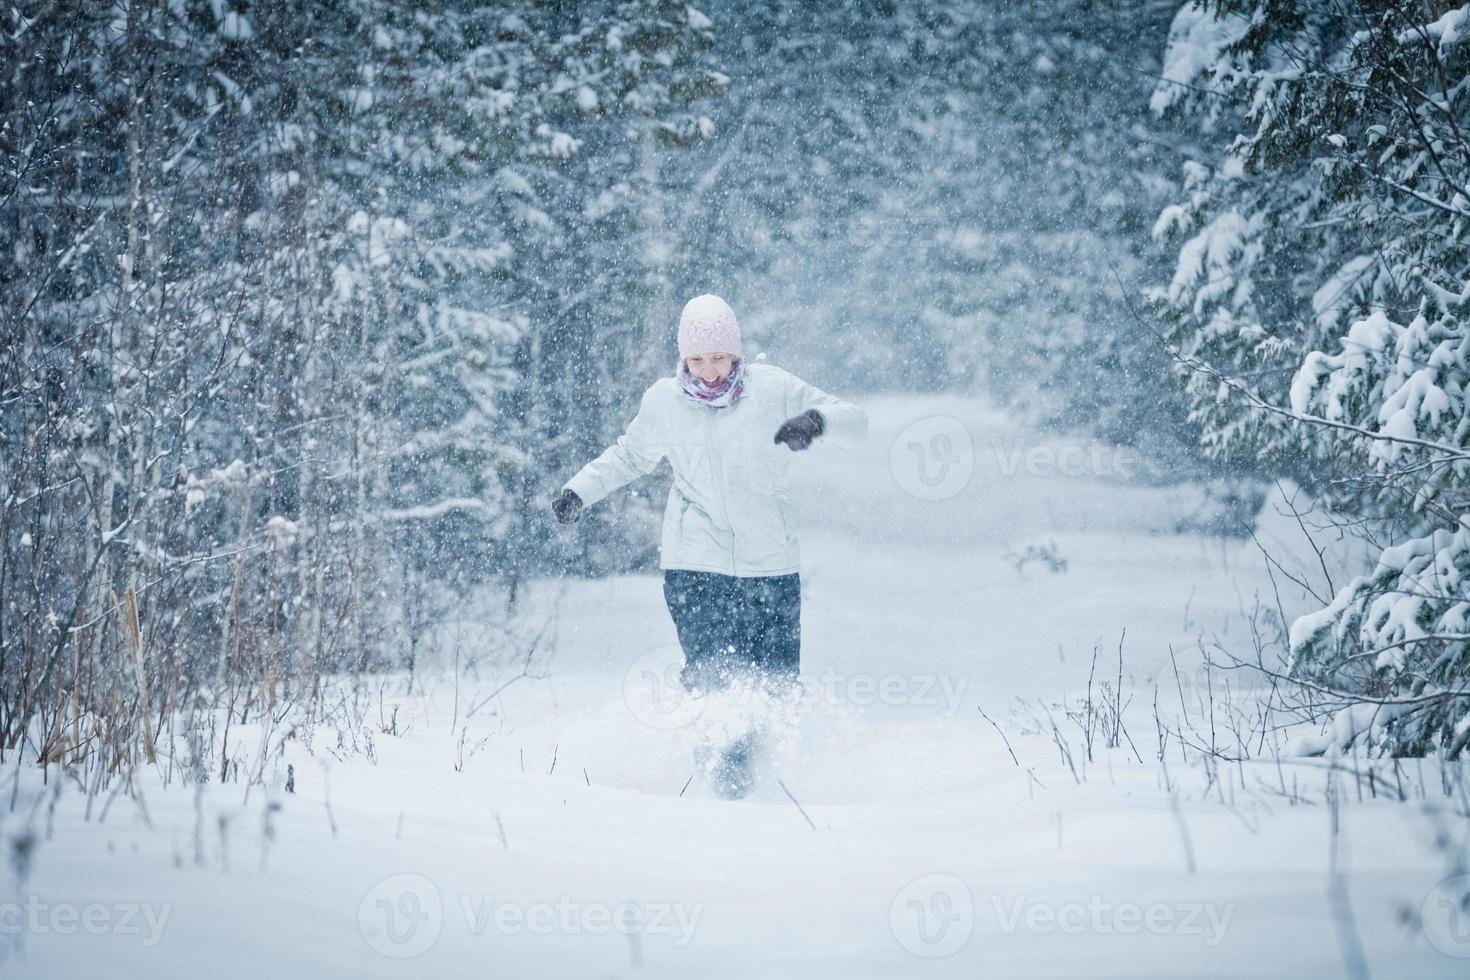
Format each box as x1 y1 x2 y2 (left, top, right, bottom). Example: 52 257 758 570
662 569 801 692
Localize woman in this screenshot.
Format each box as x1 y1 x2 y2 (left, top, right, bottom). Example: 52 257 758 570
551 294 868 792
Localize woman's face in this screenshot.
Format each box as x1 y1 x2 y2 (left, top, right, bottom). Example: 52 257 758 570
685 352 734 385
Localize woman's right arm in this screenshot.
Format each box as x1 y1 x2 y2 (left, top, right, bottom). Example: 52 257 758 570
560 385 667 508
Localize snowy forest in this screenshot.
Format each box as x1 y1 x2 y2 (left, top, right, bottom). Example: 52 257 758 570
3 1 1470 977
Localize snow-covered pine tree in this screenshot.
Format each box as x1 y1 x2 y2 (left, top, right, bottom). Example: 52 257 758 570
495 0 726 582
661 0 1189 457
893 0 1187 450
0 0 281 761
1150 0 1470 755
0 0 727 770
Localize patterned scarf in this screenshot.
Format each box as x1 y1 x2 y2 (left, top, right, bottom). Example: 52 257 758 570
676 356 747 410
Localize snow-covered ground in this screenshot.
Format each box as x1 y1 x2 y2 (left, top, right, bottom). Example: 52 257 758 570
5 394 1466 978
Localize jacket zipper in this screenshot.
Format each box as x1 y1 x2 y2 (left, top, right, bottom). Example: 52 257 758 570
706 408 737 574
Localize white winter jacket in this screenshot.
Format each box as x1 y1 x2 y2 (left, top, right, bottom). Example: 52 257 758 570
562 362 868 577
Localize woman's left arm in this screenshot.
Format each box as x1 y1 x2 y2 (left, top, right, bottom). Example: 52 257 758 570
785 371 869 449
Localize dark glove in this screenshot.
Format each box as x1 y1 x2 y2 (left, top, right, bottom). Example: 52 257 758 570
774 408 825 451
551 488 583 524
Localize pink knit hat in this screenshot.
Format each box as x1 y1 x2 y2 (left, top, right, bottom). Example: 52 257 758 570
677 294 743 359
